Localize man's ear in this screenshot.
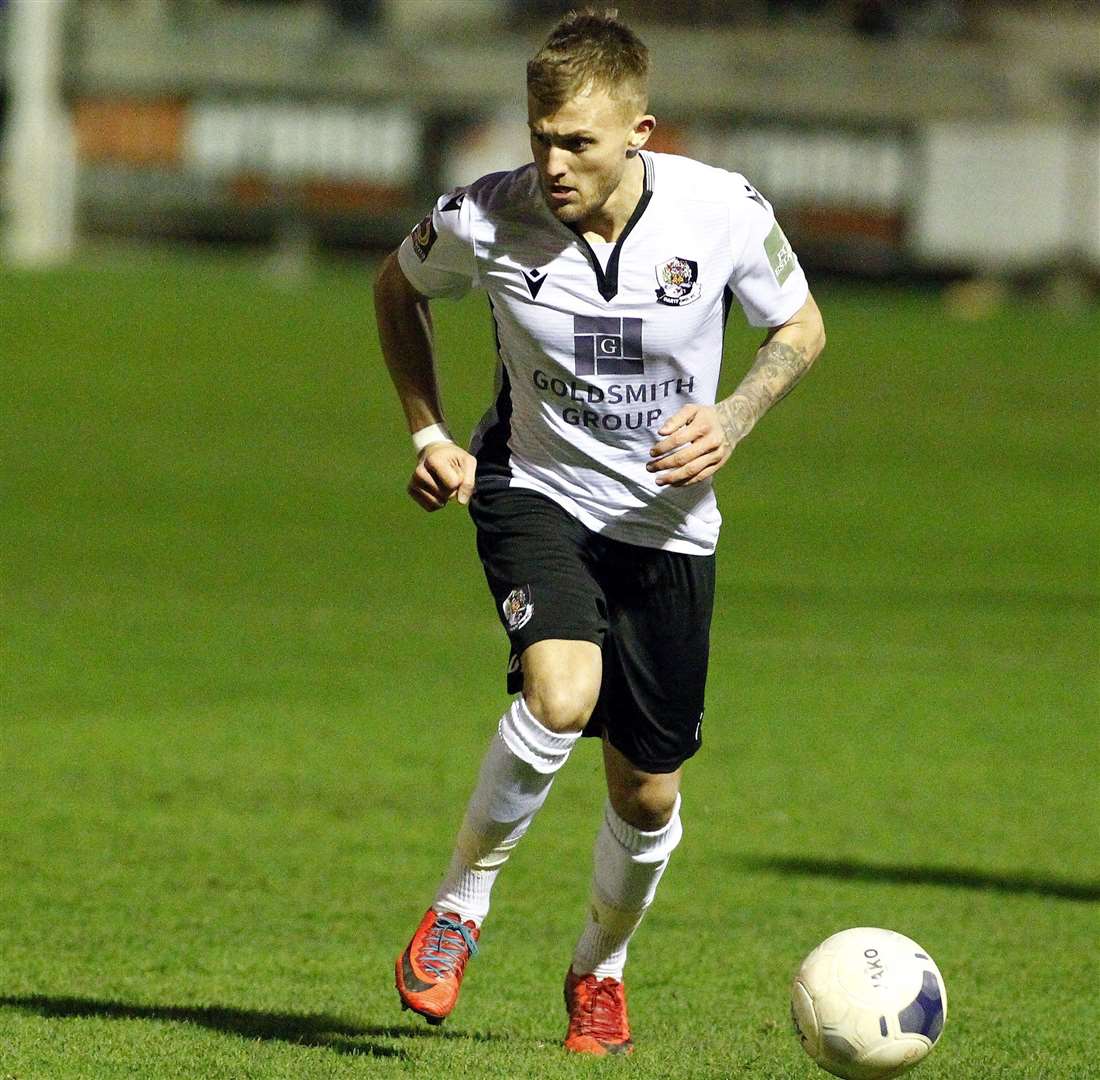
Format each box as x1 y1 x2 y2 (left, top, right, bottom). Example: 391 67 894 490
627 115 656 156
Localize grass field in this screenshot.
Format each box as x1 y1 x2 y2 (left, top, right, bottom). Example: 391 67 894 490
2 250 1097 1079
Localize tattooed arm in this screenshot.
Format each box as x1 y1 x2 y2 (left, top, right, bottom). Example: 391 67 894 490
716 294 825 449
648 293 826 487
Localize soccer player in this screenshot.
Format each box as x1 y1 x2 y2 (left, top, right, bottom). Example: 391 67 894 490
374 7 825 1056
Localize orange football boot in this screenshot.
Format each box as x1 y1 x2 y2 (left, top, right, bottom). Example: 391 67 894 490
563 968 634 1055
395 909 479 1025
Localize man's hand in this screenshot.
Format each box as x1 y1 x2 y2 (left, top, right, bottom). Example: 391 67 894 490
646 404 736 487
408 442 477 511
649 295 825 488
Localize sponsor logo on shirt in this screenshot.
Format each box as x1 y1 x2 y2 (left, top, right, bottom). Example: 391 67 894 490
535 316 703 434
654 256 700 307
532 368 695 434
764 222 796 286
410 214 437 262
572 315 644 376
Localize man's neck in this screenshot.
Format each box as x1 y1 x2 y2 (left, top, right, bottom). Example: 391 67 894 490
577 155 645 245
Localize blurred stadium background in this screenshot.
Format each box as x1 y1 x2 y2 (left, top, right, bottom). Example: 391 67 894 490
3 0 1100 294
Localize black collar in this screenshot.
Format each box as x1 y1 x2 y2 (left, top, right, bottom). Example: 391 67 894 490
568 152 654 304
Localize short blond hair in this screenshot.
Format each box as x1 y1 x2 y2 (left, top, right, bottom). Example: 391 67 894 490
526 7 649 116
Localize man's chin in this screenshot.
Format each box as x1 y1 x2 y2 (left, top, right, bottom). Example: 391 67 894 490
541 193 583 223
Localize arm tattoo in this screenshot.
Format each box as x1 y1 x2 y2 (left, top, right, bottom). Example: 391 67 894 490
718 339 813 447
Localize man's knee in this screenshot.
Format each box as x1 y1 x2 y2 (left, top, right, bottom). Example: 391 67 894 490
521 640 601 734
610 780 680 831
603 738 683 830
523 680 598 734
604 743 683 831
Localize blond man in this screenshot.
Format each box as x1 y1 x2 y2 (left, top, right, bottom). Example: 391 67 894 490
374 7 825 1055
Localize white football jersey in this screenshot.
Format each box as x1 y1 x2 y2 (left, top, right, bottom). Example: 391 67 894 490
397 151 809 555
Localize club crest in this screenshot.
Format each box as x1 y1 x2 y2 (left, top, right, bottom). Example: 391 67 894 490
655 256 700 306
410 214 437 262
502 585 534 632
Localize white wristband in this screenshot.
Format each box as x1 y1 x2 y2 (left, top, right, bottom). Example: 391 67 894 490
411 422 453 454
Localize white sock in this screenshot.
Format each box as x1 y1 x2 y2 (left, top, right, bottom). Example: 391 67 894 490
433 697 580 926
571 795 683 980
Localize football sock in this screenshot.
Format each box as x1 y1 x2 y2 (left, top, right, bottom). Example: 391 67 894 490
433 696 581 926
571 794 683 981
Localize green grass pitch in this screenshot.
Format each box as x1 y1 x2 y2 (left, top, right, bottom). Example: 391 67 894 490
1 250 1097 1079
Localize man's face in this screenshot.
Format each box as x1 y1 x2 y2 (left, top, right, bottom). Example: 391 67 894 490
527 86 649 228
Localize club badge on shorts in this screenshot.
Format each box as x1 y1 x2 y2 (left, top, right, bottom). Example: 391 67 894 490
655 256 700 306
502 585 534 632
411 214 437 262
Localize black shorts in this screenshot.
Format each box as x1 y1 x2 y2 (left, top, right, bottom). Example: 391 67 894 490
469 485 715 774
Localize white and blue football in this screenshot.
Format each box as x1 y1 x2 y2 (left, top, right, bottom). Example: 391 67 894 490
791 927 947 1080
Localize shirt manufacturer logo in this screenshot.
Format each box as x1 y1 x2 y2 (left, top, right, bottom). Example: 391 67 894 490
522 267 547 299
743 181 768 210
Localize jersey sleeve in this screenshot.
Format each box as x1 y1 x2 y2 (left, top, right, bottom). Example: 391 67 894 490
726 175 809 328
396 188 478 299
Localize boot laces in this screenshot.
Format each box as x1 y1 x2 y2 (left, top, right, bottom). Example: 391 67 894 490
418 914 478 979
573 976 627 1041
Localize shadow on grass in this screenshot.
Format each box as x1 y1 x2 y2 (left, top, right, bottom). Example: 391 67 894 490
729 581 1098 615
0 995 499 1057
740 855 1100 903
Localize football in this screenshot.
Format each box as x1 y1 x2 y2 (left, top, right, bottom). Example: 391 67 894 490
790 927 947 1080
